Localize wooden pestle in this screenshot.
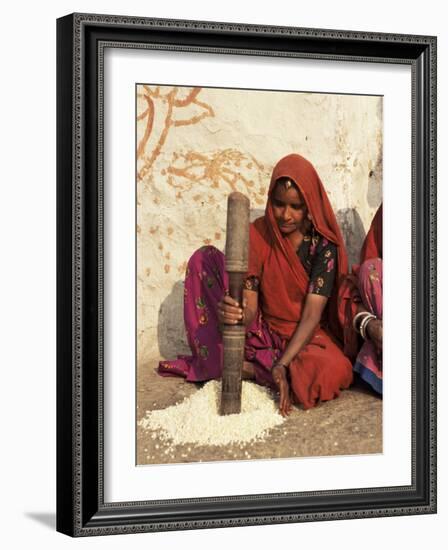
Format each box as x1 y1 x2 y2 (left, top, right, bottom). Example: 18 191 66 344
220 192 250 415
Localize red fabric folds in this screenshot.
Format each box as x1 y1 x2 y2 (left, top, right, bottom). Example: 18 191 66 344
337 203 383 360
249 153 348 342
360 204 383 263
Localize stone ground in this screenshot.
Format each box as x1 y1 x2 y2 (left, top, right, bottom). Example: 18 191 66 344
137 359 382 465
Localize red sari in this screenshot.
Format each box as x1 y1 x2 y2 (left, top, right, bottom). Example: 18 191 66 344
159 154 353 409
338 204 383 393
247 154 353 408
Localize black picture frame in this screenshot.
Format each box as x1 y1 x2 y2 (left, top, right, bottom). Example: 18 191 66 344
56 13 437 537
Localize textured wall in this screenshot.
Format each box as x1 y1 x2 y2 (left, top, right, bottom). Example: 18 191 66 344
136 85 382 363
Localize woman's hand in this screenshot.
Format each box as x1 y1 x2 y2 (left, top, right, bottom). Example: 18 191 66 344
366 318 382 353
217 294 246 325
272 363 292 417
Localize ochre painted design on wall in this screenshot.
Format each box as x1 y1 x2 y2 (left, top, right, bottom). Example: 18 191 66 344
163 149 268 204
137 86 215 182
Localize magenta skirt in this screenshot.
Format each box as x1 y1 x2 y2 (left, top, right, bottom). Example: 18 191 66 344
158 246 280 389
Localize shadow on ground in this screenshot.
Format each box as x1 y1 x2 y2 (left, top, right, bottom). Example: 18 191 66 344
25 512 56 530
137 358 382 465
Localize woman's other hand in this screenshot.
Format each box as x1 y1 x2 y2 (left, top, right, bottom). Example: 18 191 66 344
367 318 382 353
217 294 246 325
272 363 292 417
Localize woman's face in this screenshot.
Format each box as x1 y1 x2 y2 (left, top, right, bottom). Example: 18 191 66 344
271 181 308 235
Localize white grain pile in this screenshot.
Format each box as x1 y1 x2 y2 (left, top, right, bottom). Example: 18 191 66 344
139 380 285 447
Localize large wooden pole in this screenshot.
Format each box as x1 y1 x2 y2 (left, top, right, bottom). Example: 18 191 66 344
220 192 250 415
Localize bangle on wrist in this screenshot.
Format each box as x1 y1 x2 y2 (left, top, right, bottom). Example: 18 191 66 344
359 313 377 340
362 316 377 340
353 311 374 334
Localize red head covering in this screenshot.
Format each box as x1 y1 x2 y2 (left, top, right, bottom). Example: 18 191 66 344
360 203 383 262
249 153 348 342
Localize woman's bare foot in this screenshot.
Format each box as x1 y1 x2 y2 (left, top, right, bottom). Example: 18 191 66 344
272 364 292 416
242 361 255 380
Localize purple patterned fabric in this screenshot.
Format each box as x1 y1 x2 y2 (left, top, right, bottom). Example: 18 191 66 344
158 246 282 388
353 258 383 394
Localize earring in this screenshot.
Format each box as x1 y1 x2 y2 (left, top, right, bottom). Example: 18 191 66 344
303 213 312 235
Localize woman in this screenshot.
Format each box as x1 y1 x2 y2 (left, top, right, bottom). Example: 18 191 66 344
338 204 383 394
159 154 353 415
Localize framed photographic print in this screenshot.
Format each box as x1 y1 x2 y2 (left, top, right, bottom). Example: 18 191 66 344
56 13 437 536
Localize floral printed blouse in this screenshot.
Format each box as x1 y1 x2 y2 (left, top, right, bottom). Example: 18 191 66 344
244 230 337 297
298 232 337 297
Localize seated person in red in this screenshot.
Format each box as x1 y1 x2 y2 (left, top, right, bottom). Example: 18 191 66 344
338 204 383 394
159 154 353 415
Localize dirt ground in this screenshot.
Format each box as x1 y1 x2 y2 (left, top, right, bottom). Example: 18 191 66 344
136 358 382 465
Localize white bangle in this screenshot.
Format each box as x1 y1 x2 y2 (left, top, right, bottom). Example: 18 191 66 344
353 311 372 333
360 313 377 340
